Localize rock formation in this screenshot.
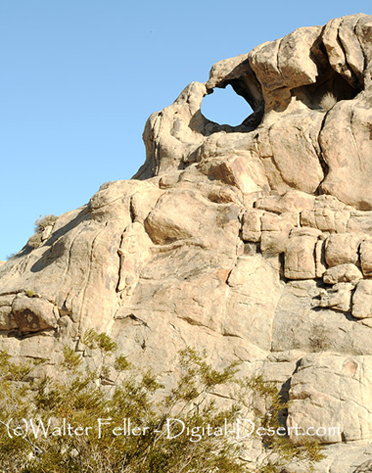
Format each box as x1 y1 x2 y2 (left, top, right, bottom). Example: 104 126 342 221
0 13 371 472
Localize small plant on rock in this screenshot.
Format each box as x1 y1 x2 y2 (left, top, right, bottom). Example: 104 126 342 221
34 214 57 233
320 92 337 111
26 214 57 250
27 232 43 249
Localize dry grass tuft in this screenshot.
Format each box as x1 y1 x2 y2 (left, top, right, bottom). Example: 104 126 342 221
320 92 337 111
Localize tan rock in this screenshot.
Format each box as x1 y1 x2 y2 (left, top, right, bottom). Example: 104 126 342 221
206 53 250 90
285 444 372 473
318 283 354 312
323 264 363 285
284 232 319 279
264 114 324 194
0 295 16 307
320 15 372 210
288 354 372 444
41 225 53 242
117 222 153 296
330 210 350 234
347 211 372 234
290 227 322 238
249 25 321 111
130 186 164 222
360 239 372 277
12 294 59 333
198 154 270 196
315 240 327 278
241 209 263 242
255 190 315 214
158 170 181 189
128 14 371 218
134 81 208 179
260 212 297 231
313 194 349 211
300 208 349 233
278 26 321 86
319 96 372 210
144 188 241 248
352 280 372 319
206 186 243 205
259 213 301 255
0 306 17 331
325 233 363 267
260 229 291 255
225 254 283 351
322 15 366 88
272 280 372 355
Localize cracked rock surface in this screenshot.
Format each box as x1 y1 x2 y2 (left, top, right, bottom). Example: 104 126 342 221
0 14 371 472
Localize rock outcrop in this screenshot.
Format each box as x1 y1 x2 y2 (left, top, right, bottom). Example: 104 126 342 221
0 14 371 472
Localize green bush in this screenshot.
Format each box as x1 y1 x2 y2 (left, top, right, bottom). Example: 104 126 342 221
0 332 324 473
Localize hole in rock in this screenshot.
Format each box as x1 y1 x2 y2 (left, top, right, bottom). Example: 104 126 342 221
201 84 253 127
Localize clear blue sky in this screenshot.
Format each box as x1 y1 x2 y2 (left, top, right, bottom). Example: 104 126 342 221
1 0 371 260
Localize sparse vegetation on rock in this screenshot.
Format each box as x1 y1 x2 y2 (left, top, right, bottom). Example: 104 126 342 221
34 214 57 233
26 214 57 249
26 232 43 249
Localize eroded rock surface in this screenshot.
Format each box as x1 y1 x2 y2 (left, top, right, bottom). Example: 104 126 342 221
0 14 371 473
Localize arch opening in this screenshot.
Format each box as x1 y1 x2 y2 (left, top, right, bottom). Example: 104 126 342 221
201 84 254 127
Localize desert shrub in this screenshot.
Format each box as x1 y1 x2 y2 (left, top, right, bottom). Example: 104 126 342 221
26 232 43 249
238 376 324 472
26 214 57 250
34 214 57 233
320 92 337 111
0 332 324 473
25 290 36 298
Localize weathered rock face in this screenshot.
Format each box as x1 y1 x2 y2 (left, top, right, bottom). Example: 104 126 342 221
136 14 372 212
0 14 371 473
